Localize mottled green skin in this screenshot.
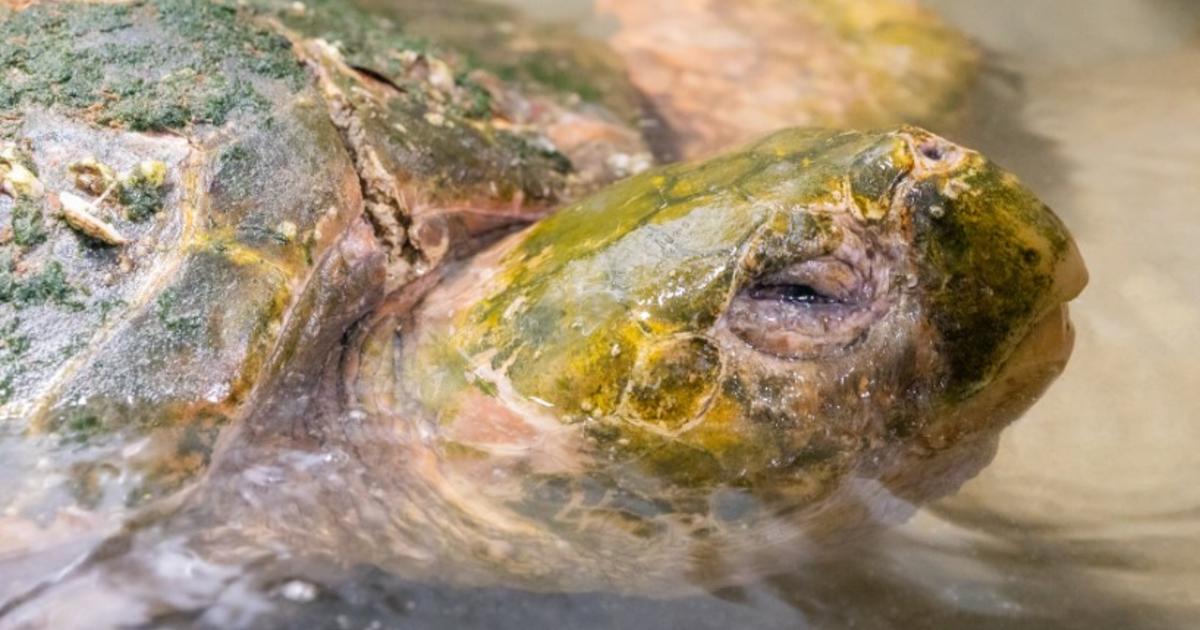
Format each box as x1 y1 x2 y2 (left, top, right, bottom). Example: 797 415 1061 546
909 163 1070 399
406 127 1076 515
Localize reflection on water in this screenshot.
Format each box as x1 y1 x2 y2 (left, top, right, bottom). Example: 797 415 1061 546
3 0 1200 628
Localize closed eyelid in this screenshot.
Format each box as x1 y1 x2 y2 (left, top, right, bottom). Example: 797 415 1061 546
723 238 894 359
755 259 864 301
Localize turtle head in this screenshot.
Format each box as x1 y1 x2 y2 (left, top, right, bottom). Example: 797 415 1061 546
408 126 1086 508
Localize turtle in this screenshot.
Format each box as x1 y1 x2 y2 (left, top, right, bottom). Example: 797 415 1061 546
0 0 1086 625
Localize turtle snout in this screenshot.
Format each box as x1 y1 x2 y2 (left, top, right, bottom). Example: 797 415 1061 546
910 155 1087 401
1050 234 1088 304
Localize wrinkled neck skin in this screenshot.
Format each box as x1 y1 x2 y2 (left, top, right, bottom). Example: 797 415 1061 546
340 127 1083 592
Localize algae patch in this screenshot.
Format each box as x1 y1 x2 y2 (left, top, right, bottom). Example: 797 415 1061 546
0 0 307 135
0 258 85 311
155 288 203 337
117 160 168 221
10 197 47 247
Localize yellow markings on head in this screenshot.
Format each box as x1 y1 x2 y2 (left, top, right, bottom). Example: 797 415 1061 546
889 139 915 172
678 391 745 456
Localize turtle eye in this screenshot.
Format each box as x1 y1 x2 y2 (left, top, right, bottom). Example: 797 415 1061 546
746 282 841 305
725 257 878 359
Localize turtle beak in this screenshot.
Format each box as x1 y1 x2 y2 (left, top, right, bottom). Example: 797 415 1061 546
990 191 1088 391
1051 234 1088 304
990 229 1086 416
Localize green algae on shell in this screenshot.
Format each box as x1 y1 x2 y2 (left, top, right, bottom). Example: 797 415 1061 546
0 0 306 136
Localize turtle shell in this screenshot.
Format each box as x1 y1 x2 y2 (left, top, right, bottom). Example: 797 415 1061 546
0 0 649 547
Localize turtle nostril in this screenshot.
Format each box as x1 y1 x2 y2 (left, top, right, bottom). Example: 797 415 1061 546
905 131 970 172
919 142 944 161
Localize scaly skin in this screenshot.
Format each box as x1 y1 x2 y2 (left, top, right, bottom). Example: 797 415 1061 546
0 127 1085 614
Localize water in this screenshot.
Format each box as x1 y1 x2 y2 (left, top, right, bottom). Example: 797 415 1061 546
4 1 1200 628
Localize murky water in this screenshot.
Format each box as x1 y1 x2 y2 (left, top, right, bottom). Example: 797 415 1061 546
3 1 1199 628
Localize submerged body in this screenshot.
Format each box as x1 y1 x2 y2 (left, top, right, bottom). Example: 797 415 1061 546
0 0 1086 624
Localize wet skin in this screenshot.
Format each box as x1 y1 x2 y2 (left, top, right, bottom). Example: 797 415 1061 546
395 127 1086 581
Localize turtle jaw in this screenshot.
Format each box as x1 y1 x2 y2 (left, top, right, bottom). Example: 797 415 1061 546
1049 232 1089 304
1005 229 1087 395
874 150 1087 503
901 133 1087 400
913 241 1084 451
